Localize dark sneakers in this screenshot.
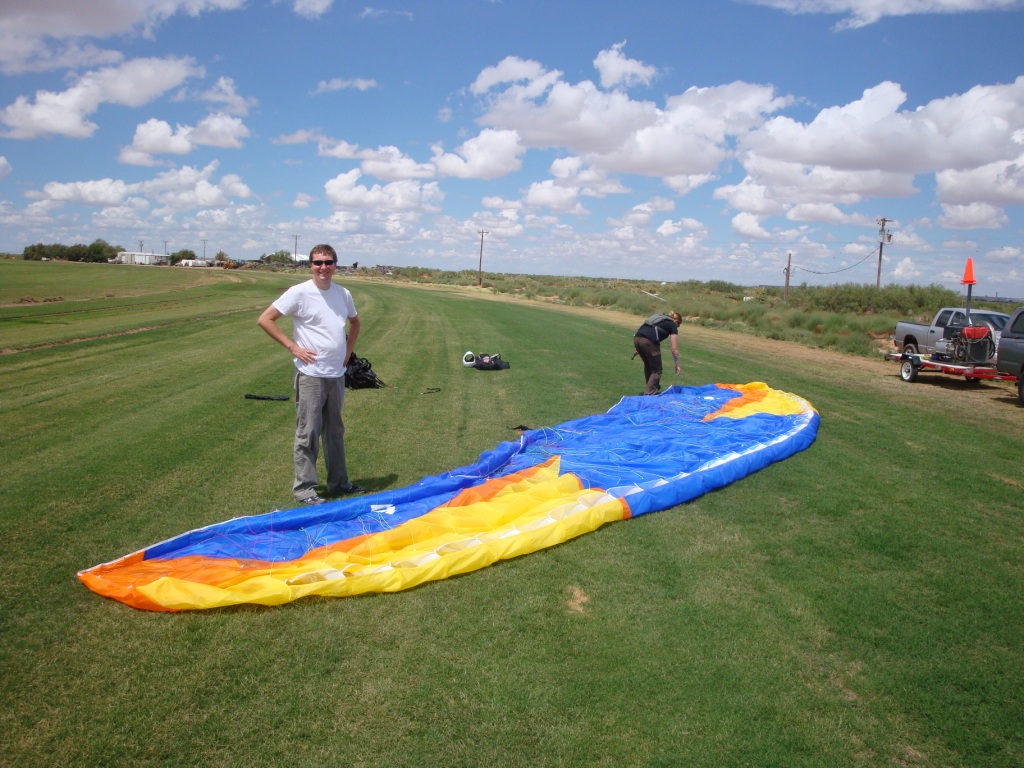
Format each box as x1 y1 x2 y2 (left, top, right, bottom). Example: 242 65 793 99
326 484 367 497
335 483 367 495
299 485 367 504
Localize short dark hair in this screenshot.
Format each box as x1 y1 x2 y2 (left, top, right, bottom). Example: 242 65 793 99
309 244 337 262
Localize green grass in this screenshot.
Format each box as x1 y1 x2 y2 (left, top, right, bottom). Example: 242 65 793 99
1 261 1022 767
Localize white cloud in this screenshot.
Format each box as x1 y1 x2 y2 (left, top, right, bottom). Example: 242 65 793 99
743 78 1024 174
360 8 414 21
295 0 334 19
273 129 363 159
715 179 789 216
1 57 202 139
474 49 790 179
118 113 250 164
38 178 131 206
891 256 925 281
324 169 443 212
198 77 257 116
29 161 251 214
190 113 250 149
432 129 526 179
936 156 1024 206
470 56 558 96
720 77 1024 228
523 180 588 214
92 198 150 229
311 78 378 95
0 0 245 73
786 202 859 224
987 245 1022 263
732 211 773 239
593 42 657 90
938 202 1009 229
741 0 1024 29
121 119 194 163
275 128 325 145
360 146 436 180
318 139 362 159
0 156 11 181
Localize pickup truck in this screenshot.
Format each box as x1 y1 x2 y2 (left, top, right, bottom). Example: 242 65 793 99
892 307 1010 358
996 306 1024 404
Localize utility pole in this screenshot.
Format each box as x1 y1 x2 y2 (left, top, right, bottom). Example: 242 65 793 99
202 239 208 261
783 252 792 304
477 230 488 287
293 234 299 262
876 218 891 289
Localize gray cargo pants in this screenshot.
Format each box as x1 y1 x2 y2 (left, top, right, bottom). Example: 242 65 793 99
293 372 349 501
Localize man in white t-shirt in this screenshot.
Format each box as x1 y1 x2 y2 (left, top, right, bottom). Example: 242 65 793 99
257 244 365 504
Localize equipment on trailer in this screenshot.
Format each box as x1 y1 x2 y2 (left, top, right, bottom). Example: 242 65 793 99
885 350 1018 384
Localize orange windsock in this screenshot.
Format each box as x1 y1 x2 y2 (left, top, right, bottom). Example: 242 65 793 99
961 257 976 286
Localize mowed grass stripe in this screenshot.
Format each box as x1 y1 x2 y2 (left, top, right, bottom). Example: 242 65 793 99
0 264 1021 767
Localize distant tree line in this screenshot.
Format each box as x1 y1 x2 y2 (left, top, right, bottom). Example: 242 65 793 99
17 240 245 267
22 239 124 263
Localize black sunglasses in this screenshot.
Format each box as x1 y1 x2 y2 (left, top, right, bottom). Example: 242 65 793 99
311 260 336 266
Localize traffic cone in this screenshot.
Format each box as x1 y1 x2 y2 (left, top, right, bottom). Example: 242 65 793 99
961 257 976 286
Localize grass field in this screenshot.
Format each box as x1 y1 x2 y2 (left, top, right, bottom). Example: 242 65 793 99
1 261 1022 767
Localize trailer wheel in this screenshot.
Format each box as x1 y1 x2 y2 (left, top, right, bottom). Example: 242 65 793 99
900 360 918 382
1018 376 1024 406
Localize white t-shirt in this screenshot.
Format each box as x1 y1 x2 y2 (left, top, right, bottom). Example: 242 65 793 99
272 280 358 377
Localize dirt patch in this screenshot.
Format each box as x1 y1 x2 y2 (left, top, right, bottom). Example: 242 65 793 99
566 584 590 614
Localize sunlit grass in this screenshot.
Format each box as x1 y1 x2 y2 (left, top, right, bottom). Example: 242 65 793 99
1 262 1022 767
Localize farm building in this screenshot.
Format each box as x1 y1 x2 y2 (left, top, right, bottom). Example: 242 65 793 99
116 251 164 265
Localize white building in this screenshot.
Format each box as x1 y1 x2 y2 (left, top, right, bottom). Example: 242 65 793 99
116 251 164 265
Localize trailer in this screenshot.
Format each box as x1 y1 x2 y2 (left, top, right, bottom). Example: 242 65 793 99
884 351 1019 384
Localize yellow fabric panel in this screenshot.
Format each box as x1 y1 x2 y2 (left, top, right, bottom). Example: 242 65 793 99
707 382 818 420
133 459 629 611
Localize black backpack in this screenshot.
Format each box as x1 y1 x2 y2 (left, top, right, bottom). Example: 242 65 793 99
473 353 510 370
345 356 386 389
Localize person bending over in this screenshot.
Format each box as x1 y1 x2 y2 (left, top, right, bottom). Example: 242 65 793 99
633 311 683 395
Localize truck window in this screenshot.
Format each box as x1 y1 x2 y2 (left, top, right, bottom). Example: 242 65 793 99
948 311 967 327
1013 314 1024 334
935 310 953 326
974 312 1007 330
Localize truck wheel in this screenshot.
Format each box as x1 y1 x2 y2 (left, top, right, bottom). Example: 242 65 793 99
903 342 919 355
1018 377 1024 406
900 360 918 382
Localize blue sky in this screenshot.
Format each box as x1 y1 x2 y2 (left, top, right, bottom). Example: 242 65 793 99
2 0 1023 295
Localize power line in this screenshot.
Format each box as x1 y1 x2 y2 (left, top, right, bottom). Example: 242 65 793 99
791 249 876 276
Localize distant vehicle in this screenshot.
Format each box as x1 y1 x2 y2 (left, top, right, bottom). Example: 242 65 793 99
996 307 1024 405
892 307 1010 359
